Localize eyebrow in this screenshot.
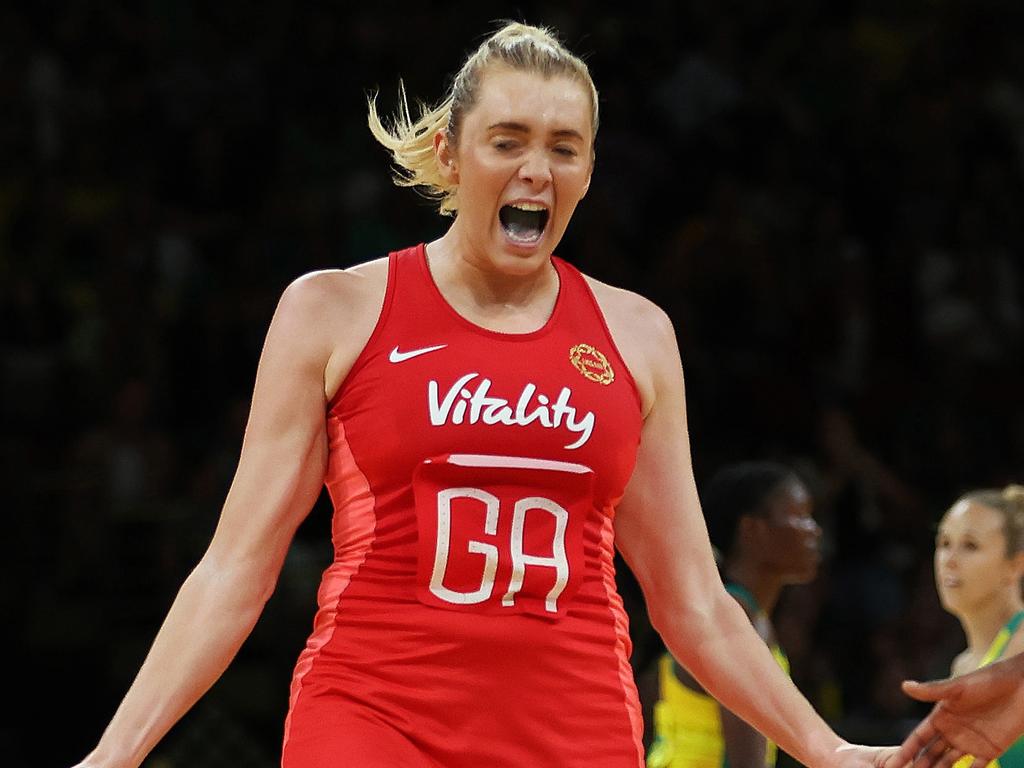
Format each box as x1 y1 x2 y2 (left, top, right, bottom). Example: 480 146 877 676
487 121 585 140
936 528 983 538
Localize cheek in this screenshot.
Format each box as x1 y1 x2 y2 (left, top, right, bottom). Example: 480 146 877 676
456 166 501 212
567 170 592 199
459 150 504 183
964 556 1002 585
553 165 589 193
997 557 1021 582
780 529 809 554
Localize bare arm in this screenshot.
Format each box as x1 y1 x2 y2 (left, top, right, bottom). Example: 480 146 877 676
609 298 891 768
894 649 1024 768
74 274 352 768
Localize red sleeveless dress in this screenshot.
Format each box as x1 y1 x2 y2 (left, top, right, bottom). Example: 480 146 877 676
282 244 645 767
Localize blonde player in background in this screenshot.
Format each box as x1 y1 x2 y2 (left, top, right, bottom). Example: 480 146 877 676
911 485 1024 768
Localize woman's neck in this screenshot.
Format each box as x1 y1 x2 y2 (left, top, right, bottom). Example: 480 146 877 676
959 591 1024 656
426 231 559 332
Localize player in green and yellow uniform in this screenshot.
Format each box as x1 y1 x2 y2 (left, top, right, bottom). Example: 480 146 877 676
935 485 1024 768
648 463 822 768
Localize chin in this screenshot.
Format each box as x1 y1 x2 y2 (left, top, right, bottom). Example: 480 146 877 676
937 593 966 616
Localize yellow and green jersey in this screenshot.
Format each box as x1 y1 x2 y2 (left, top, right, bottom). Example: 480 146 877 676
647 585 789 768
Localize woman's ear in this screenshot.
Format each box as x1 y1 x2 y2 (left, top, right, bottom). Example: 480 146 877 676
435 130 459 185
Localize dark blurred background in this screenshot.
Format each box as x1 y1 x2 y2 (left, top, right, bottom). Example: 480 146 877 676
3 1 1023 766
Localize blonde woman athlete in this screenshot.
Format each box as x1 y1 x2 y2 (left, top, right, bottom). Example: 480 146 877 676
70 23 900 768
930 485 1024 768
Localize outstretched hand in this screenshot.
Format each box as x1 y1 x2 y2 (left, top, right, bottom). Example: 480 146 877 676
892 660 1024 768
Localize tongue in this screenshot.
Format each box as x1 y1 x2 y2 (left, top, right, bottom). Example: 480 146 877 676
502 207 543 241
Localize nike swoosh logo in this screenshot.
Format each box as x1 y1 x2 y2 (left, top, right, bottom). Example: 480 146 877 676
388 344 448 363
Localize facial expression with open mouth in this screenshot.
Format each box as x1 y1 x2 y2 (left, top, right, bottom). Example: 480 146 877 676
435 66 594 275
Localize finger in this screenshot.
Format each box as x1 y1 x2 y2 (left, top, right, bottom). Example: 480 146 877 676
886 741 921 768
902 678 956 703
934 748 969 768
892 722 940 768
892 734 928 767
915 736 952 768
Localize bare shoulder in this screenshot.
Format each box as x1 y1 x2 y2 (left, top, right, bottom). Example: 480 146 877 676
582 275 678 414
273 257 390 399
584 276 672 332
280 257 389 319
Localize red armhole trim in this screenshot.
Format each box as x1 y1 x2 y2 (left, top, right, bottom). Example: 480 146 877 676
327 251 400 414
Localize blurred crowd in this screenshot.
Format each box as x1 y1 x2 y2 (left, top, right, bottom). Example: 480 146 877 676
3 1 1023 766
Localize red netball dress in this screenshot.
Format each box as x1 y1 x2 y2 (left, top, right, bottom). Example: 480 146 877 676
282 244 645 767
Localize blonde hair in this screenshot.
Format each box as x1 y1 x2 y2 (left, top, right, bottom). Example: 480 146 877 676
958 484 1024 556
367 22 599 215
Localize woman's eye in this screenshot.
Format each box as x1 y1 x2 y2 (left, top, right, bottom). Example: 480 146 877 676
494 140 516 151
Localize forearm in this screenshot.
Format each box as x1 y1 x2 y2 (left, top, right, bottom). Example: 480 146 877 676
654 592 842 768
84 557 273 768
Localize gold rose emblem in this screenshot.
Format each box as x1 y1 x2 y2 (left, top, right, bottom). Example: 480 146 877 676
569 343 614 385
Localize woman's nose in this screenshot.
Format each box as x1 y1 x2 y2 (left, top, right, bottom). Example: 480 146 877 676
519 151 552 185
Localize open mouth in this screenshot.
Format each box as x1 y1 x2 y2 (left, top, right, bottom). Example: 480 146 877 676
499 203 550 244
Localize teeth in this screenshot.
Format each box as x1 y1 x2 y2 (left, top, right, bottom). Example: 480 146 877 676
499 203 549 244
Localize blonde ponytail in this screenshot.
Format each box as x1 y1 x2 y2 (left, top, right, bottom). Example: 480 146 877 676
367 84 458 215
